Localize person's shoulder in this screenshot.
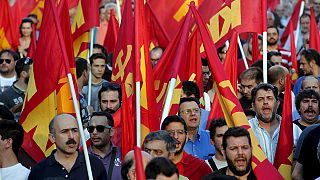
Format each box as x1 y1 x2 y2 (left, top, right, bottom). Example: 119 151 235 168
28 157 50 178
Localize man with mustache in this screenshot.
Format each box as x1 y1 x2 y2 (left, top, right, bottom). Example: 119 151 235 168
28 114 107 179
0 49 19 92
248 84 300 164
294 89 320 133
161 115 212 180
88 111 122 179
204 127 256 180
98 82 121 114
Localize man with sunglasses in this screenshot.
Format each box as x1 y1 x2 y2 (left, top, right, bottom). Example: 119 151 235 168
179 97 215 160
98 82 121 114
87 112 122 180
0 49 19 93
0 57 33 116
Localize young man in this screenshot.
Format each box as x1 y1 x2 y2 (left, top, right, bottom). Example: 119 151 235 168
98 82 121 114
161 115 212 180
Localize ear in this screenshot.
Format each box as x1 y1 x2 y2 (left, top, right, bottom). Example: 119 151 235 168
110 128 115 137
4 138 13 149
21 71 28 78
210 139 215 146
221 148 226 158
48 133 55 144
168 152 175 161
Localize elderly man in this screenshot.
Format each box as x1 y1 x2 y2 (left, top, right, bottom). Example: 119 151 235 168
28 114 107 179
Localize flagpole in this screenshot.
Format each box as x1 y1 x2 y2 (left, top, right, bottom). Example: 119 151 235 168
136 82 141 147
160 78 176 124
262 0 267 83
238 35 249 69
49 0 93 179
294 1 305 50
116 0 122 23
87 28 95 107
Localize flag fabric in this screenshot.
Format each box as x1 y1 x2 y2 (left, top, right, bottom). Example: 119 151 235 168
252 32 261 62
27 23 37 58
103 9 119 54
267 0 280 11
71 0 99 58
190 3 283 179
309 7 320 51
20 0 77 162
134 146 146 180
207 32 238 128
153 6 193 118
280 0 303 46
289 22 299 82
0 0 12 50
274 74 294 179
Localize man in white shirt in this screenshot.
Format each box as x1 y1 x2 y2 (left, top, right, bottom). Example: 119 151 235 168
0 119 30 180
0 49 19 93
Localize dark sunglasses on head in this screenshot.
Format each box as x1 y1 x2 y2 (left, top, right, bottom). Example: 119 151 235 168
23 57 33 65
102 82 121 90
0 59 12 64
87 125 112 133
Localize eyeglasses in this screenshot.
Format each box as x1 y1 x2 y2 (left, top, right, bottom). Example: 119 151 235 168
202 71 211 76
87 125 112 133
0 59 12 64
167 129 186 136
102 82 121 90
180 108 200 115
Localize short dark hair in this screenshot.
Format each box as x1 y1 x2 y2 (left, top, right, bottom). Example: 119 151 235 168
178 97 200 116
93 44 107 55
15 57 33 78
143 130 176 153
300 13 311 22
182 81 200 100
145 157 179 179
0 49 19 61
295 89 320 115
201 58 208 66
161 115 187 132
0 120 24 156
75 57 88 79
267 25 279 35
121 159 133 180
209 118 227 140
222 127 251 150
89 53 107 65
301 48 320 67
239 67 263 84
19 18 33 37
267 65 287 85
251 83 279 102
90 111 114 127
98 82 122 103
0 104 14 120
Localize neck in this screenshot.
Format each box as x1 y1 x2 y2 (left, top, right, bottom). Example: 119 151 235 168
187 128 198 142
55 150 78 163
77 78 84 93
91 142 112 158
14 79 27 91
92 76 102 84
299 119 319 126
312 66 320 77
0 151 19 168
226 168 251 180
267 44 278 51
172 151 184 164
258 117 279 136
214 151 225 161
0 72 15 79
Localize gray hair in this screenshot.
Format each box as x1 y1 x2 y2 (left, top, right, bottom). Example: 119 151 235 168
143 130 176 153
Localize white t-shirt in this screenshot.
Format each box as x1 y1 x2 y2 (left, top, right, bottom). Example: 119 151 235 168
0 75 16 92
0 163 30 180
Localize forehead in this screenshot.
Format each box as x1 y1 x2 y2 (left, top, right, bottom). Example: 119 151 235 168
180 101 198 109
92 58 105 65
215 125 229 134
301 17 310 23
101 90 119 99
301 96 319 101
145 140 167 149
241 78 257 86
202 66 210 72
0 52 14 59
226 136 250 147
22 22 32 27
267 28 278 34
54 116 78 130
90 115 109 124
166 122 184 130
303 78 319 87
255 89 275 97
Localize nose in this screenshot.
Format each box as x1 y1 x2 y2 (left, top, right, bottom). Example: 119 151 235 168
68 130 75 139
237 147 244 155
107 102 112 109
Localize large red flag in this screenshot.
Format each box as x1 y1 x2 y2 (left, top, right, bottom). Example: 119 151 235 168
289 22 299 82
190 3 283 179
280 0 303 46
309 7 320 51
207 32 238 128
103 9 119 54
71 0 99 58
267 0 280 11
20 0 77 162
27 23 37 58
274 74 294 179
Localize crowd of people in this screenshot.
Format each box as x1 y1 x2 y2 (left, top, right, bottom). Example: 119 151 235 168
1 0 320 179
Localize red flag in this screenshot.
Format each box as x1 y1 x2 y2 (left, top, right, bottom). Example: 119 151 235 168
289 22 299 82
103 9 119 54
71 0 99 58
153 6 193 117
27 24 37 58
134 146 146 180
252 33 261 62
280 0 303 46
207 32 239 128
309 7 320 51
20 0 77 162
190 3 283 179
267 0 280 11
274 74 293 179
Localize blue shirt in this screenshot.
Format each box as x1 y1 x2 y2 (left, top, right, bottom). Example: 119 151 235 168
199 109 209 130
184 129 215 160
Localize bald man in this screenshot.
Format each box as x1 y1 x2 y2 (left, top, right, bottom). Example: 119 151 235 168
28 114 107 180
121 150 152 180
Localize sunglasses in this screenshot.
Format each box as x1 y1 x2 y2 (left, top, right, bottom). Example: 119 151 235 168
102 82 121 90
23 57 33 65
0 59 12 64
87 125 112 133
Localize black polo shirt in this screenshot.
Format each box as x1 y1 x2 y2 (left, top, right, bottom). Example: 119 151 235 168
28 150 107 180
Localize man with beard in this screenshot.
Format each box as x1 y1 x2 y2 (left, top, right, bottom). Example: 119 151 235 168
161 115 212 180
28 114 107 179
98 82 121 114
87 112 122 179
0 49 19 92
248 83 300 164
204 127 256 180
267 26 291 67
0 58 33 114
293 49 320 95
294 89 320 133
